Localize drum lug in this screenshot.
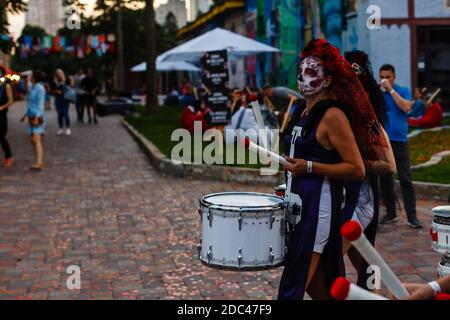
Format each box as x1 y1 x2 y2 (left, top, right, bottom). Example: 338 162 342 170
207 245 212 264
197 238 202 259
238 211 243 231
237 248 242 268
207 210 213 227
269 246 274 264
270 213 275 230
280 218 286 235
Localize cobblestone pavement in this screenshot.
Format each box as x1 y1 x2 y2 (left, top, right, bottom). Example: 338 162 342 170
0 101 445 300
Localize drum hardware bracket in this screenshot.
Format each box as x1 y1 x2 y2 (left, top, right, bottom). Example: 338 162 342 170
207 210 213 227
198 207 203 221
238 211 243 231
197 239 202 259
237 248 242 267
207 245 212 264
269 246 274 264
270 213 275 230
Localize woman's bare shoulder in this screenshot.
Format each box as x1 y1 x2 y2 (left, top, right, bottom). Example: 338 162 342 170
322 106 349 126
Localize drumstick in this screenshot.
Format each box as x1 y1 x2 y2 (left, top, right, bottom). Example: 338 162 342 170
243 137 288 166
193 87 199 100
331 277 388 300
341 221 409 299
280 95 296 133
248 94 269 150
426 88 441 106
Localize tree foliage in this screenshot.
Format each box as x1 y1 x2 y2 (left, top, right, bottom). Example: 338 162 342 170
11 2 179 87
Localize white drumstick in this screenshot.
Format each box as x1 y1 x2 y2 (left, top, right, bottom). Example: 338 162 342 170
248 95 269 149
243 137 288 166
341 221 409 299
331 277 388 300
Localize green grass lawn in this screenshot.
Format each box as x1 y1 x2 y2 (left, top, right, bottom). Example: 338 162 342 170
408 128 450 165
407 119 450 183
412 156 450 184
442 116 450 126
126 107 449 183
125 105 182 157
125 105 278 169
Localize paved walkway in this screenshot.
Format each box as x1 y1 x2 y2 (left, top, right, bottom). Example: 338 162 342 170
0 101 444 299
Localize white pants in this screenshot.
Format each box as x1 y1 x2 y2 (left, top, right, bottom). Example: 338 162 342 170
313 178 332 253
351 180 374 230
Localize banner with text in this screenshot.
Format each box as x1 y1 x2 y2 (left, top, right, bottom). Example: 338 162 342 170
200 50 231 126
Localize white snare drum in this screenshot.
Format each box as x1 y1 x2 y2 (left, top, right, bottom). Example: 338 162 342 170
430 206 450 253
197 192 287 270
438 252 450 279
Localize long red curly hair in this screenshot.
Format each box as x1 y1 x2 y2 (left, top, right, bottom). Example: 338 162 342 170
301 39 387 161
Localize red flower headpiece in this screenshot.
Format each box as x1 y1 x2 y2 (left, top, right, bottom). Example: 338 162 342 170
300 39 388 161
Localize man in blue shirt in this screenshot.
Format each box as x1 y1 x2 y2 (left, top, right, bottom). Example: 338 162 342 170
379 64 422 229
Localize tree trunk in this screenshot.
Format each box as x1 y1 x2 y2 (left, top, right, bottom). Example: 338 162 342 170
116 0 125 94
145 0 157 114
311 0 322 39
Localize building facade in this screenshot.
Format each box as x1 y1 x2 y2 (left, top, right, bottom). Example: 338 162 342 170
342 0 450 90
187 0 213 21
177 0 450 92
25 0 64 35
156 0 188 27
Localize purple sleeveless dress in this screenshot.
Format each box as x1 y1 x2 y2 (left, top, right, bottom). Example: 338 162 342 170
277 111 347 300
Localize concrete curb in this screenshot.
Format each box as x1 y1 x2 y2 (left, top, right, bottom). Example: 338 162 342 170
411 150 450 170
122 118 284 185
408 125 450 138
123 118 450 201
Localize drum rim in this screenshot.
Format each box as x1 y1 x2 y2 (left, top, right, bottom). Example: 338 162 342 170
432 206 450 217
200 192 286 211
198 259 284 271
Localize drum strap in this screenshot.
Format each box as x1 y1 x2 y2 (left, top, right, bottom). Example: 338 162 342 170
235 107 246 130
285 126 303 220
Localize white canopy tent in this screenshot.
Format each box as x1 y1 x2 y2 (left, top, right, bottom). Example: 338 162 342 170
130 56 201 95
130 61 201 72
159 27 280 63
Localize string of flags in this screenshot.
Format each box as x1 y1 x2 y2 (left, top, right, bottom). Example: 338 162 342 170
15 34 117 59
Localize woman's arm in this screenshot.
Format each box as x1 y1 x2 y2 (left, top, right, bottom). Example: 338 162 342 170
284 108 365 181
364 126 397 174
405 274 450 300
0 84 14 111
36 85 46 115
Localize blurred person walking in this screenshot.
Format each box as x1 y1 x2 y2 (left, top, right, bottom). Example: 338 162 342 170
52 69 71 135
74 69 86 123
0 71 15 168
80 68 99 124
63 75 77 135
20 70 46 171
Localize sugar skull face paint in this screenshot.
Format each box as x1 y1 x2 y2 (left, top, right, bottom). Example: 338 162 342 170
351 62 363 75
297 56 326 97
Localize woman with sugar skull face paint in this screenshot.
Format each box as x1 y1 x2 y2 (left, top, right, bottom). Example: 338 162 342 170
278 40 388 300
